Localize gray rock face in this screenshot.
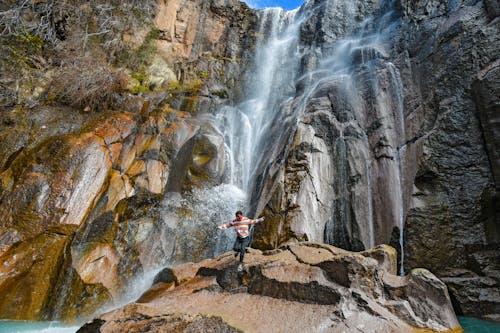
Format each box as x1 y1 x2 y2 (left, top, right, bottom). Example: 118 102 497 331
398 0 500 321
248 0 500 320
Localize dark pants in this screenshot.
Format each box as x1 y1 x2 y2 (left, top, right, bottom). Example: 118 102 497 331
233 236 250 262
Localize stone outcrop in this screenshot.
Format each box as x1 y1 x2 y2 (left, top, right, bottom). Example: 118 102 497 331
77 243 462 333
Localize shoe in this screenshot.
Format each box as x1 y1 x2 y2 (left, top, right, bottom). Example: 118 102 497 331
237 264 243 272
234 252 238 258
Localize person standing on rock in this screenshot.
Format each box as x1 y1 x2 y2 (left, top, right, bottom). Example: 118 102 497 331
216 211 265 268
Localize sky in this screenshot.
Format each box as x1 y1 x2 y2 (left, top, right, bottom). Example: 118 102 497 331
244 0 304 10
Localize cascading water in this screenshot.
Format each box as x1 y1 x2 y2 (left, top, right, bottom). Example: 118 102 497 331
150 6 306 267
119 0 408 312
366 161 375 248
218 7 303 193
292 1 406 253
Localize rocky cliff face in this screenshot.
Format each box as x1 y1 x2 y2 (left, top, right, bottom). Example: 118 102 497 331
0 0 498 324
77 243 462 333
0 0 256 321
247 0 500 321
399 0 500 320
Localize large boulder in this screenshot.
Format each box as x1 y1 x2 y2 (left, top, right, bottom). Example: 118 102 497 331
78 243 462 333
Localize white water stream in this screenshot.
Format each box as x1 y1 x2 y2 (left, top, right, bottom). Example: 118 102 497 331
218 7 303 193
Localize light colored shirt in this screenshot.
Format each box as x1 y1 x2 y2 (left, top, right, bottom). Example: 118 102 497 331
217 216 264 238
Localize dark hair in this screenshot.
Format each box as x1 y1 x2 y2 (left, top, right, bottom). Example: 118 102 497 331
235 210 243 216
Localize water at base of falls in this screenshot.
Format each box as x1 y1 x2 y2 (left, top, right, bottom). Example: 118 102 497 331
0 321 78 333
458 317 500 333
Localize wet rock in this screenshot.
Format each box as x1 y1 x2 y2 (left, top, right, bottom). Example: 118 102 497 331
166 123 228 192
153 267 178 285
0 130 114 320
253 57 407 252
83 243 462 333
0 233 68 320
72 244 123 297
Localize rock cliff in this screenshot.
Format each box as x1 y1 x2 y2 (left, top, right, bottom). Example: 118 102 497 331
0 0 256 321
247 0 500 321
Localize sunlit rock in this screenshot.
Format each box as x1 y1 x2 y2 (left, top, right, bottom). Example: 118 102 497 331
78 243 462 333
144 57 177 89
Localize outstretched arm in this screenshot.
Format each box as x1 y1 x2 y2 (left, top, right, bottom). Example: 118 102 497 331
216 221 233 230
249 217 265 224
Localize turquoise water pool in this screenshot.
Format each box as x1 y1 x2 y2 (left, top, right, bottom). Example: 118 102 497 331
0 321 78 333
458 317 500 333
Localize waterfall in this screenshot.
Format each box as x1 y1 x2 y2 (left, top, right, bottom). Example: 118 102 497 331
156 7 305 265
218 7 303 194
388 63 406 141
149 0 406 275
296 3 403 251
64 1 408 322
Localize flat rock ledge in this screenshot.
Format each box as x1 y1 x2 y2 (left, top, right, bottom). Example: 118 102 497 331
77 242 463 333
